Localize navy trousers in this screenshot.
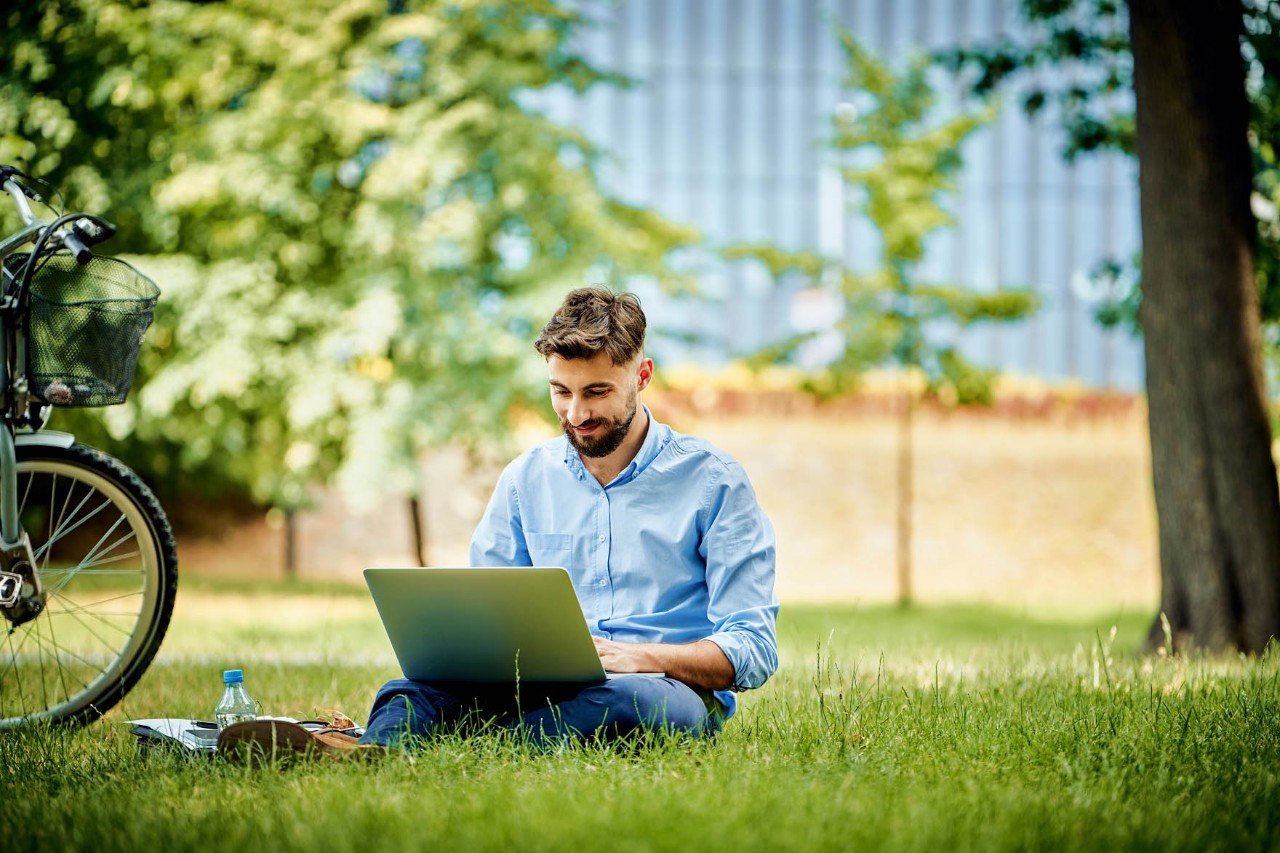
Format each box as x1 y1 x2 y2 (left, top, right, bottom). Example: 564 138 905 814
360 676 722 748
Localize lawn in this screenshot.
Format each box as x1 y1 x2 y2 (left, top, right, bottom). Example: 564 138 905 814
3 578 1277 852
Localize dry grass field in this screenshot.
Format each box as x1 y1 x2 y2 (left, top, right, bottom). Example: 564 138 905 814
180 392 1158 612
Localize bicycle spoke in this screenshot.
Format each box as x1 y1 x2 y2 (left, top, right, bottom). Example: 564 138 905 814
34 499 121 598
44 473 60 563
4 629 119 716
3 621 103 715
49 593 141 630
17 470 33 516
46 588 143 609
35 607 51 713
78 520 135 571
42 473 74 570
41 566 145 578
1 628 31 712
48 596 142 622
2 646 30 714
21 632 95 698
67 548 142 572
38 495 113 559
43 517 134 598
1 621 36 679
24 622 114 672
42 592 73 709
7 621 119 674
49 589 133 643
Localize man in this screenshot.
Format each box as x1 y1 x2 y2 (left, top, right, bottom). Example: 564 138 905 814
361 287 778 747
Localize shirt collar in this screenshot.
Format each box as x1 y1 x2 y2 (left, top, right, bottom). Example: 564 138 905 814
562 404 669 486
622 404 669 481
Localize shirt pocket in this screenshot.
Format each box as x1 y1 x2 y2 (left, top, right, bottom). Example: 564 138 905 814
526 533 573 566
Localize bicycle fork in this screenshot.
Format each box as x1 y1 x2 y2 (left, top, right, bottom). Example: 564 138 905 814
0 317 40 620
0 175 46 621
0 428 39 622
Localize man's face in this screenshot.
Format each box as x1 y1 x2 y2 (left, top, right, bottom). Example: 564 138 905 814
547 352 651 458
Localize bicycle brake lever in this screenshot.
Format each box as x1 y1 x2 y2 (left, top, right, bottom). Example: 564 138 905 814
54 216 115 265
0 167 43 203
72 215 116 244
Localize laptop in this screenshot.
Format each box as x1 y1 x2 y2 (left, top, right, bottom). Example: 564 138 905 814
364 567 663 683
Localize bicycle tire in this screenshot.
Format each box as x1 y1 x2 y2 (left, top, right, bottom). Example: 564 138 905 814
0 442 177 729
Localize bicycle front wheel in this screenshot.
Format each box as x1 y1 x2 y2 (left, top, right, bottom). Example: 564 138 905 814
0 443 177 728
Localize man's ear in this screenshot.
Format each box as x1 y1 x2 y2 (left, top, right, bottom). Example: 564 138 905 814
636 357 654 392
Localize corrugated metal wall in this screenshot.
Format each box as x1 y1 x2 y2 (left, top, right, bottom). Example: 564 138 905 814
541 0 1144 389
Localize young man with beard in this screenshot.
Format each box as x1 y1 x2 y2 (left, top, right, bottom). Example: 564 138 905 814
360 287 778 746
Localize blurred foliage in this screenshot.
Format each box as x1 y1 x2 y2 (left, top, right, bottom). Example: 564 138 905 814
937 0 1280 339
1084 256 1142 336
721 243 825 279
937 0 1135 160
731 32 1036 405
0 0 697 516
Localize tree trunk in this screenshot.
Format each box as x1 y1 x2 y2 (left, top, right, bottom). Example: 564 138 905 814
1129 0 1280 651
408 494 427 566
283 508 298 581
896 380 914 608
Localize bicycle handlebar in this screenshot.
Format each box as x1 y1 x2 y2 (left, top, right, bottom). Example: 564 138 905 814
59 228 91 264
2 177 39 228
1 168 117 265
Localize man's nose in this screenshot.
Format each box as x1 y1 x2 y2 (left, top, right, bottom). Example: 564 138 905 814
567 397 592 426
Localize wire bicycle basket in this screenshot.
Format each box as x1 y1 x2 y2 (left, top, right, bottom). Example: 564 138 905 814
5 251 159 407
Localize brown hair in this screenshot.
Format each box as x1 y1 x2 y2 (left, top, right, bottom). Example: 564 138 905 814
533 286 647 365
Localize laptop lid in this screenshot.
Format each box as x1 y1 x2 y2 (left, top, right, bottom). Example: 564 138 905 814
364 567 609 684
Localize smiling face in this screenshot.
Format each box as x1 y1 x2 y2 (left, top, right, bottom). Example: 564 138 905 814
548 352 652 459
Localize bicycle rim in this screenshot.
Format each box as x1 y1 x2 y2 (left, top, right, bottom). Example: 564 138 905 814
0 445 176 728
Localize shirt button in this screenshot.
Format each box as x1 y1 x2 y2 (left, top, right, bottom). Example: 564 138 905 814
599 579 607 587
598 535 606 542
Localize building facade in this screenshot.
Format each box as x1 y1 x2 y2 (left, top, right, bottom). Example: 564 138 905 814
540 0 1144 389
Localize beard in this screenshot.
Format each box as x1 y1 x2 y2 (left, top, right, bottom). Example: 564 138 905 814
562 397 638 459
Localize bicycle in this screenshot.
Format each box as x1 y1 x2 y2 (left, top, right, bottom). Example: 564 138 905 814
0 165 177 729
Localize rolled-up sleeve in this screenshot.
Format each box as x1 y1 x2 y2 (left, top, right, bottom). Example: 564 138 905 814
469 467 532 567
699 462 779 691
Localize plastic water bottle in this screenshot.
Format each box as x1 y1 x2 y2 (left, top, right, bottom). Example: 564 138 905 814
214 669 258 730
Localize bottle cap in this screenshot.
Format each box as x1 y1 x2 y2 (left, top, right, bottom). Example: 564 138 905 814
223 669 244 684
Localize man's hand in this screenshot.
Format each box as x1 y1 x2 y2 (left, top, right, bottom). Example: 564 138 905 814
593 636 735 692
593 636 662 674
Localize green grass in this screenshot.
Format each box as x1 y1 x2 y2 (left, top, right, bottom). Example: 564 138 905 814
3 585 1278 852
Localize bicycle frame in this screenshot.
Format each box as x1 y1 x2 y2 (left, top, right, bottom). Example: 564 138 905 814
0 176 48 614
0 171 135 616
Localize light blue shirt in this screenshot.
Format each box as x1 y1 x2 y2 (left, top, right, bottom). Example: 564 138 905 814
469 407 779 717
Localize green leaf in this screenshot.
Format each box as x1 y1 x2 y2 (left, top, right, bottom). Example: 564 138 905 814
5 0 698 513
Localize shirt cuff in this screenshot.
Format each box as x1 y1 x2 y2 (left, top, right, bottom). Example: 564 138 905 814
706 630 776 691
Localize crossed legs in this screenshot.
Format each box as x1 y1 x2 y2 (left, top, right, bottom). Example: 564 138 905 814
360 676 720 748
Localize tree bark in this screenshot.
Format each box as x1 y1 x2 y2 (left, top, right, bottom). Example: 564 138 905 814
408 494 427 566
896 381 914 608
1129 0 1280 651
283 508 297 581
